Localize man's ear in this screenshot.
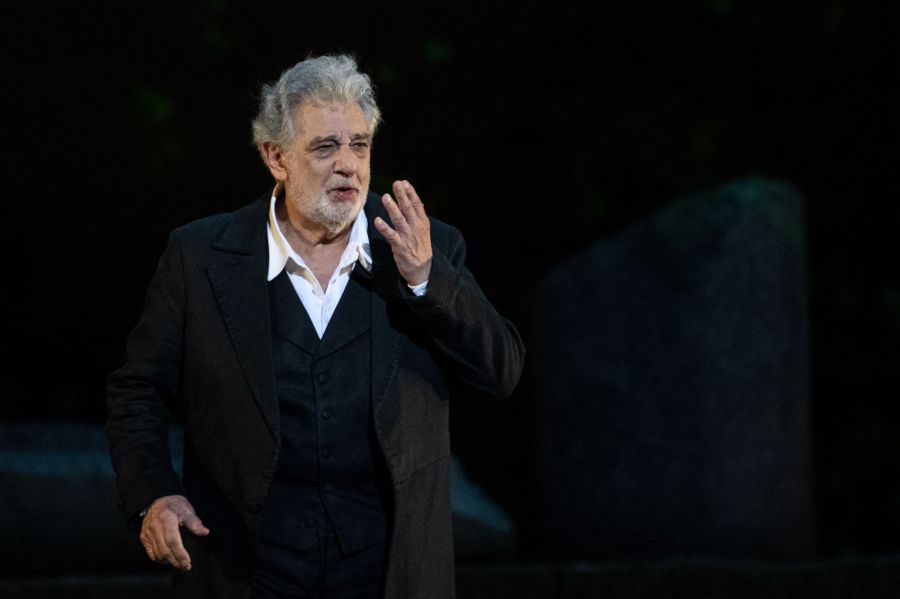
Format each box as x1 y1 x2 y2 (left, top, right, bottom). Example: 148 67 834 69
260 142 289 182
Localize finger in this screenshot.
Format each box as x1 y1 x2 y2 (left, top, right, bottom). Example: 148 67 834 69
163 524 192 570
392 180 419 224
156 547 177 568
141 536 158 562
149 523 178 568
182 512 210 537
151 509 190 570
141 525 162 563
374 216 401 245
402 180 427 220
381 193 408 231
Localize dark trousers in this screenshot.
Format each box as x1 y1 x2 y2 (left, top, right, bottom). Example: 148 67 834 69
250 529 386 599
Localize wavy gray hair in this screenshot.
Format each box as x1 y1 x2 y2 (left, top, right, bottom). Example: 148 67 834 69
251 54 381 152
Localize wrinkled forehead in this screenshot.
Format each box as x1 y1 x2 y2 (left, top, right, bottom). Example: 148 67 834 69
293 100 370 140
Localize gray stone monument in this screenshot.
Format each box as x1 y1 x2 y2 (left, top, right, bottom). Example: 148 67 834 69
529 177 814 559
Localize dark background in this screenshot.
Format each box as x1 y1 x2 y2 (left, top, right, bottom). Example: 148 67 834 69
4 0 898 561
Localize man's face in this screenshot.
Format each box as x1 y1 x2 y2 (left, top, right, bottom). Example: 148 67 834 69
278 101 372 234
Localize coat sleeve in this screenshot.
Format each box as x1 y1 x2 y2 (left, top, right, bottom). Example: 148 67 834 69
399 222 525 398
106 230 187 523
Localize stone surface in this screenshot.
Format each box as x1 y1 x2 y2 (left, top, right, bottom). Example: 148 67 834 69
5 557 900 599
528 177 814 560
0 423 516 576
0 423 165 578
451 455 519 563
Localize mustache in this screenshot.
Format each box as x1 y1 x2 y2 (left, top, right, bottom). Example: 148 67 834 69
328 178 357 189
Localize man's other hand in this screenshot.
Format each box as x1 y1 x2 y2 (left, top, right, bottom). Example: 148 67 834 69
139 494 210 571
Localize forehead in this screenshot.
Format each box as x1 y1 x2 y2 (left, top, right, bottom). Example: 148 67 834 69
294 101 368 139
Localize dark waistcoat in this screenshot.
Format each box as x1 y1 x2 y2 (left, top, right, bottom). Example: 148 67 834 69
257 268 391 555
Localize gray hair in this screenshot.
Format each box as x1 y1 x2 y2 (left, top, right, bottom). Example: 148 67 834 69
251 54 381 152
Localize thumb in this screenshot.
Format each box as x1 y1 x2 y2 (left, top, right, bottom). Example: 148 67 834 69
182 512 210 536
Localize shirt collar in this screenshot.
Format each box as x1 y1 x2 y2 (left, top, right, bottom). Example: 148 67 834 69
266 185 372 282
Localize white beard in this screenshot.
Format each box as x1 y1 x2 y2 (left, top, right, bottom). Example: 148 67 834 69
308 188 366 235
288 178 368 236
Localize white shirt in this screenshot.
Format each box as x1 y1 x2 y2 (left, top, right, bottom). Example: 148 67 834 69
266 195 372 339
266 194 427 339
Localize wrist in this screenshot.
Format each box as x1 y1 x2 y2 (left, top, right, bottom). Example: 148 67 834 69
405 261 432 287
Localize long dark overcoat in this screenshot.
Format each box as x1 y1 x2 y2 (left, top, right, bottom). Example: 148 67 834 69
106 191 525 598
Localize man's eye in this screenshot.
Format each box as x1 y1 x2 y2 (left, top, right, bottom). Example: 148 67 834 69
351 141 369 150
313 144 337 155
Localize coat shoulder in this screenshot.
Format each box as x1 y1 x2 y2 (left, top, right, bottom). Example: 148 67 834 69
170 196 270 254
428 215 461 244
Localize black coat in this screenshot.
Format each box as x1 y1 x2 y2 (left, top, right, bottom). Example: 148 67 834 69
106 191 525 598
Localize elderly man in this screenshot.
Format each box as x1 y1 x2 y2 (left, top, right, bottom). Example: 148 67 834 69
106 54 524 598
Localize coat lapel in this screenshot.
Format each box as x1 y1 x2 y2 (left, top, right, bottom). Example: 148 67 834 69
205 198 279 444
200 192 407 448
366 193 407 450
270 271 320 355
316 269 372 358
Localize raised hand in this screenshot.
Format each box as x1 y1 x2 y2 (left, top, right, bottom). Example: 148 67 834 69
373 180 432 286
139 494 210 571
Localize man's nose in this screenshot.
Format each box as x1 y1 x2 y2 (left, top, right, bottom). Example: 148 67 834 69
333 144 357 176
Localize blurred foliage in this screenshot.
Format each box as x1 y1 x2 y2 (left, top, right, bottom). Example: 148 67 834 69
132 84 174 126
423 39 453 64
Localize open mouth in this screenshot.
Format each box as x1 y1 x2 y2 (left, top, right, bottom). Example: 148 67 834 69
330 186 357 201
